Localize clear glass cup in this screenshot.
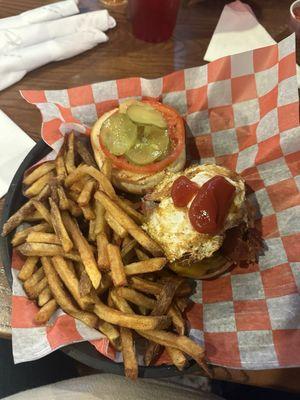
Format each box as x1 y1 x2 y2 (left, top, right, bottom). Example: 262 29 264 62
128 0 181 43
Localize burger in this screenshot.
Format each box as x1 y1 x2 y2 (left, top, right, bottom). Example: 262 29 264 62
142 164 261 279
91 99 186 194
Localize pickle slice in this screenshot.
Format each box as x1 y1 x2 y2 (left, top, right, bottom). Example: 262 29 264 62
142 125 169 155
125 142 162 165
100 112 138 156
127 104 167 129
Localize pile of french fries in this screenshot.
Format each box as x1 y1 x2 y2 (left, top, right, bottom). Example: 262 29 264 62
2 133 208 379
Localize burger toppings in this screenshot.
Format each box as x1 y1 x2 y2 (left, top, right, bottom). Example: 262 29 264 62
171 175 236 235
99 100 185 174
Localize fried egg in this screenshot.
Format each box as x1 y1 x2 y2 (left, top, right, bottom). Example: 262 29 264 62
142 164 247 262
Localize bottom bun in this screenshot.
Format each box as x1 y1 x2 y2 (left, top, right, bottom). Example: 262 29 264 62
90 108 186 194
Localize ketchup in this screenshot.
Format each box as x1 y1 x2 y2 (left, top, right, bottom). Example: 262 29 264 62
171 176 199 207
171 175 236 235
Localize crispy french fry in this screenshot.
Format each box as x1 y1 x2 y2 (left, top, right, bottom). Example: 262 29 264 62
98 320 121 351
22 265 44 287
18 256 39 281
34 299 58 324
95 191 162 256
94 200 106 236
107 290 115 308
144 342 161 366
138 330 208 375
65 132 76 174
97 232 110 271
113 232 122 246
78 180 96 206
67 198 82 217
62 212 101 289
130 277 191 298
17 242 80 261
81 204 96 221
24 172 54 198
76 139 97 168
82 165 116 199
79 270 92 297
31 200 52 225
52 256 94 310
49 198 73 253
24 276 48 299
124 258 167 276
121 238 137 259
2 185 50 236
96 273 112 295
150 280 183 316
168 305 185 335
55 153 67 183
38 286 52 307
135 248 150 261
175 297 190 313
115 287 155 310
105 212 127 239
110 290 134 315
23 210 43 222
107 244 127 287
94 299 170 330
116 198 144 225
12 223 52 247
23 162 55 186
70 174 91 194
49 177 59 204
89 219 96 242
42 257 98 328
165 347 187 371
26 232 61 245
120 327 138 380
57 185 70 211
101 158 112 179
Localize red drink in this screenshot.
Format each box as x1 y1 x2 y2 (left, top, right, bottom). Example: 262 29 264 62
128 0 180 43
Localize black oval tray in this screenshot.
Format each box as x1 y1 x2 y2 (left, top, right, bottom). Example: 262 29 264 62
0 140 198 378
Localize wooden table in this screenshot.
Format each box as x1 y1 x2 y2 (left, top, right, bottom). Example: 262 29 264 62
0 0 299 393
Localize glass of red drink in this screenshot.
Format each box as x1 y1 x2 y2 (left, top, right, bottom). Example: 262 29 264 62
128 0 181 43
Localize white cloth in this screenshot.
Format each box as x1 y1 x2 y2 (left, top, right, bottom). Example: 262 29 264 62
0 0 79 31
204 0 275 62
0 110 35 198
0 29 108 91
0 10 116 53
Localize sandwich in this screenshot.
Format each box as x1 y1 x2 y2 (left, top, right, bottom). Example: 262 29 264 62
142 164 261 278
91 99 186 194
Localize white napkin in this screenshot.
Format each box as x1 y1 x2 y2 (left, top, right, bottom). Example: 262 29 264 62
0 10 116 53
0 0 79 31
0 110 35 198
204 0 275 62
0 29 108 91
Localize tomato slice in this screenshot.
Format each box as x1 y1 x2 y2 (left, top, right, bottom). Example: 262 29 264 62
99 100 185 174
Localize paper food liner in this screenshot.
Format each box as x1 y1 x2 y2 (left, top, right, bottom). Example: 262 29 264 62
11 34 300 369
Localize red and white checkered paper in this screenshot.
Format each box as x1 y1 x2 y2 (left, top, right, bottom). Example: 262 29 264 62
12 34 300 369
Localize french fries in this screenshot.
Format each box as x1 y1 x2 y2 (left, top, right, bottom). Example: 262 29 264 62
107 244 127 287
34 299 58 324
18 256 39 281
94 299 171 330
62 212 101 289
120 327 138 380
26 232 61 245
49 198 73 252
23 162 55 186
124 258 167 276
96 232 110 270
2 131 209 380
24 172 54 198
95 191 163 256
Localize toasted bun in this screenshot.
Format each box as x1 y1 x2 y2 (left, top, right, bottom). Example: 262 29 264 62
90 108 186 194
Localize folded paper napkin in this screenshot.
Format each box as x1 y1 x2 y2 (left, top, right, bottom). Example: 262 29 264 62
0 7 116 91
0 110 35 198
0 0 79 30
0 10 116 53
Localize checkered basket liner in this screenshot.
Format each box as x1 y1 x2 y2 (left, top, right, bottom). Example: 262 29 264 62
11 34 300 369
